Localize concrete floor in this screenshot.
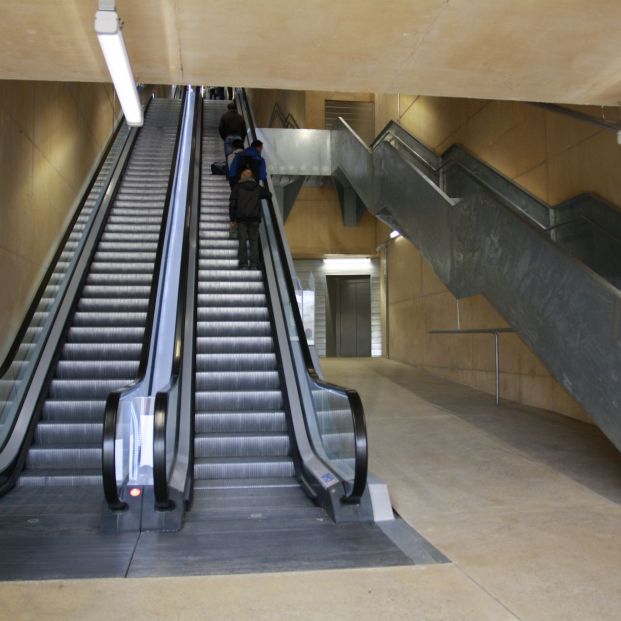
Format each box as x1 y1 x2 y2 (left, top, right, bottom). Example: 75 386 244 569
2 357 621 620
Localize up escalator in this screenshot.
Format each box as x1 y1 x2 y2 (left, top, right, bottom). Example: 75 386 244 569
152 94 370 527
0 98 182 491
193 101 296 490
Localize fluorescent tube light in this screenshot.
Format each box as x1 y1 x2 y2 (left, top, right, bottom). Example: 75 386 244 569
323 258 372 270
390 230 401 239
95 9 143 126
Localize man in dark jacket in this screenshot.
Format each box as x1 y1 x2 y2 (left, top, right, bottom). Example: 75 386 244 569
229 168 271 269
229 140 267 185
218 102 247 161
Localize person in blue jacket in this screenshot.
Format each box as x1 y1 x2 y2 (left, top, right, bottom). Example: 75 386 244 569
229 140 267 185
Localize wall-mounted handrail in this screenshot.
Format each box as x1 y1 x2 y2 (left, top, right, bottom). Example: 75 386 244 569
429 328 515 405
103 92 187 511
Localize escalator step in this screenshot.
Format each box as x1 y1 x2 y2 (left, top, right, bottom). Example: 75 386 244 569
195 390 283 411
62 342 142 360
35 422 103 445
18 469 102 487
55 360 139 379
195 353 277 371
196 336 274 354
49 378 134 399
194 433 290 458
195 370 280 391
43 400 106 421
196 321 272 337
195 410 287 434
193 457 295 480
26 446 101 469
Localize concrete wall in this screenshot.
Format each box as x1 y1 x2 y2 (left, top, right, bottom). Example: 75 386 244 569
375 93 620 422
247 88 374 131
374 94 621 207
0 80 119 360
285 186 389 258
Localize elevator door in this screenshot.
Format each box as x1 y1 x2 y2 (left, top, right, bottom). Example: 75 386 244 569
332 275 371 357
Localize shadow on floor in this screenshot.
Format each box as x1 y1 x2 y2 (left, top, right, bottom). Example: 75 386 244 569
366 360 621 504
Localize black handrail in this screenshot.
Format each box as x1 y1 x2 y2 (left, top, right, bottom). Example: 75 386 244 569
103 92 187 511
153 88 202 510
238 88 368 503
268 102 300 129
0 116 126 376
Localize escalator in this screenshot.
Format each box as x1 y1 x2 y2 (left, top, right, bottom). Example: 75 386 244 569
0 97 182 491
152 93 372 529
193 101 296 491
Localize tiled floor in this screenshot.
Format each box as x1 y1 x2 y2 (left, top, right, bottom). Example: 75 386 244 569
3 357 621 620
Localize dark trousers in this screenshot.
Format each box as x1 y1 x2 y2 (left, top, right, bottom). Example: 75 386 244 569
237 221 260 267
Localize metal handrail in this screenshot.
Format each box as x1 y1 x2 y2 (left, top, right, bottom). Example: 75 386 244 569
103 92 187 511
239 88 368 503
153 88 202 510
268 102 300 129
429 328 515 405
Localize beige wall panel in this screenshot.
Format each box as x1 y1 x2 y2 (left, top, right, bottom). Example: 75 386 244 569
513 163 548 203
0 79 116 359
385 235 589 421
547 130 621 206
285 187 381 257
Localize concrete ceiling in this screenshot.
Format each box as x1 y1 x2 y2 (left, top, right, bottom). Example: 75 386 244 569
1 0 620 105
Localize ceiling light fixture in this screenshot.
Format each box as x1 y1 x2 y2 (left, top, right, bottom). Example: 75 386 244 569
95 0 143 126
323 258 372 270
390 230 401 239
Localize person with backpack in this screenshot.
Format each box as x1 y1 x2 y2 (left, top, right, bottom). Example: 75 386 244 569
218 102 247 160
228 140 267 185
229 167 272 269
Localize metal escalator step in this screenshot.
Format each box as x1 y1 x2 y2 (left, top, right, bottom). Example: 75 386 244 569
66 326 144 343
198 269 261 281
194 457 295 480
194 433 290 458
55 360 139 380
90 262 154 274
26 446 101 469
17 469 102 487
72 312 147 327
86 273 153 286
81 285 152 298
198 281 265 294
97 241 158 252
196 336 273 354
196 321 272 337
196 353 277 372
62 343 141 361
197 259 240 269
94 251 156 263
199 248 238 258
197 307 269 322
193 477 300 491
195 390 283 411
195 371 280 391
197 293 267 307
48 378 134 399
101 232 160 243
77 298 149 312
35 422 103 445
43 400 106 421
195 410 287 434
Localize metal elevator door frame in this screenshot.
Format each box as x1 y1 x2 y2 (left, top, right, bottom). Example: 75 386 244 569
327 275 371 357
